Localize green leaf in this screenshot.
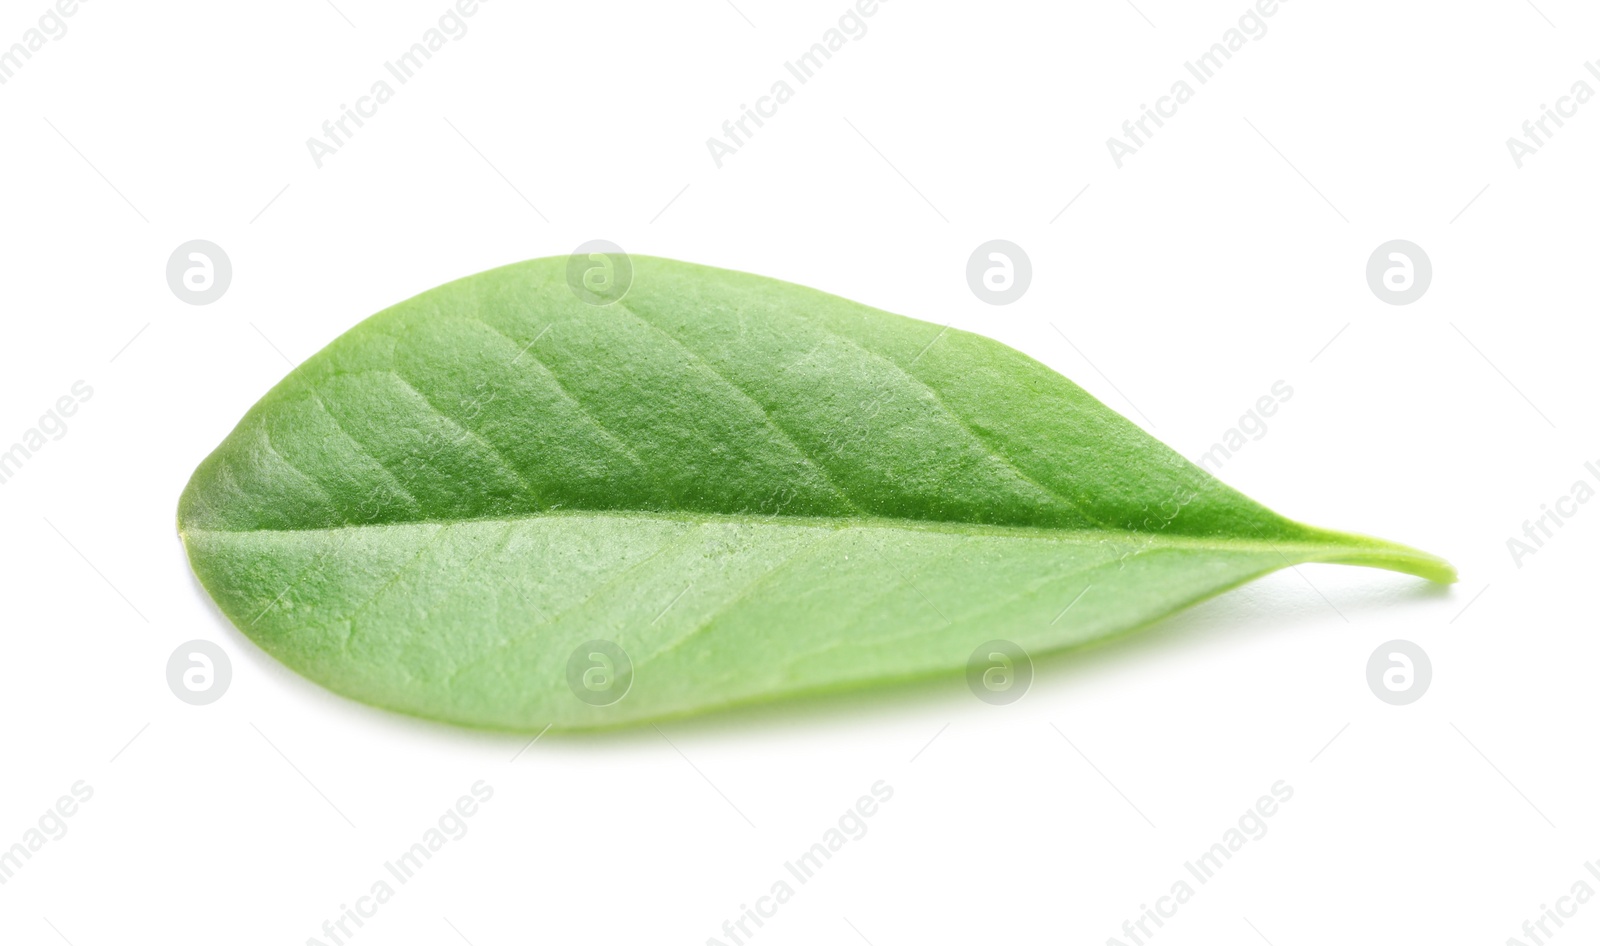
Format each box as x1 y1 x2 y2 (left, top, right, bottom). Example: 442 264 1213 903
178 256 1453 730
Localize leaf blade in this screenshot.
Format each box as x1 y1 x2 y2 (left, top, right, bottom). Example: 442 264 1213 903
179 256 1454 730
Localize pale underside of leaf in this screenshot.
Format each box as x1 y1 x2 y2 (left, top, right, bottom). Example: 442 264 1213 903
182 511 1449 730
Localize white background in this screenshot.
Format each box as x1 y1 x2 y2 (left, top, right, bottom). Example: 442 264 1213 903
1 1 1596 943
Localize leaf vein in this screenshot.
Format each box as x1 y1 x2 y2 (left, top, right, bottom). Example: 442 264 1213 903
461 316 670 502
305 391 425 514
827 328 1126 532
612 300 870 517
385 370 547 510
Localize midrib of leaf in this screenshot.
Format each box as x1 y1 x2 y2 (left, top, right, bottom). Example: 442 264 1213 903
179 506 1453 583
